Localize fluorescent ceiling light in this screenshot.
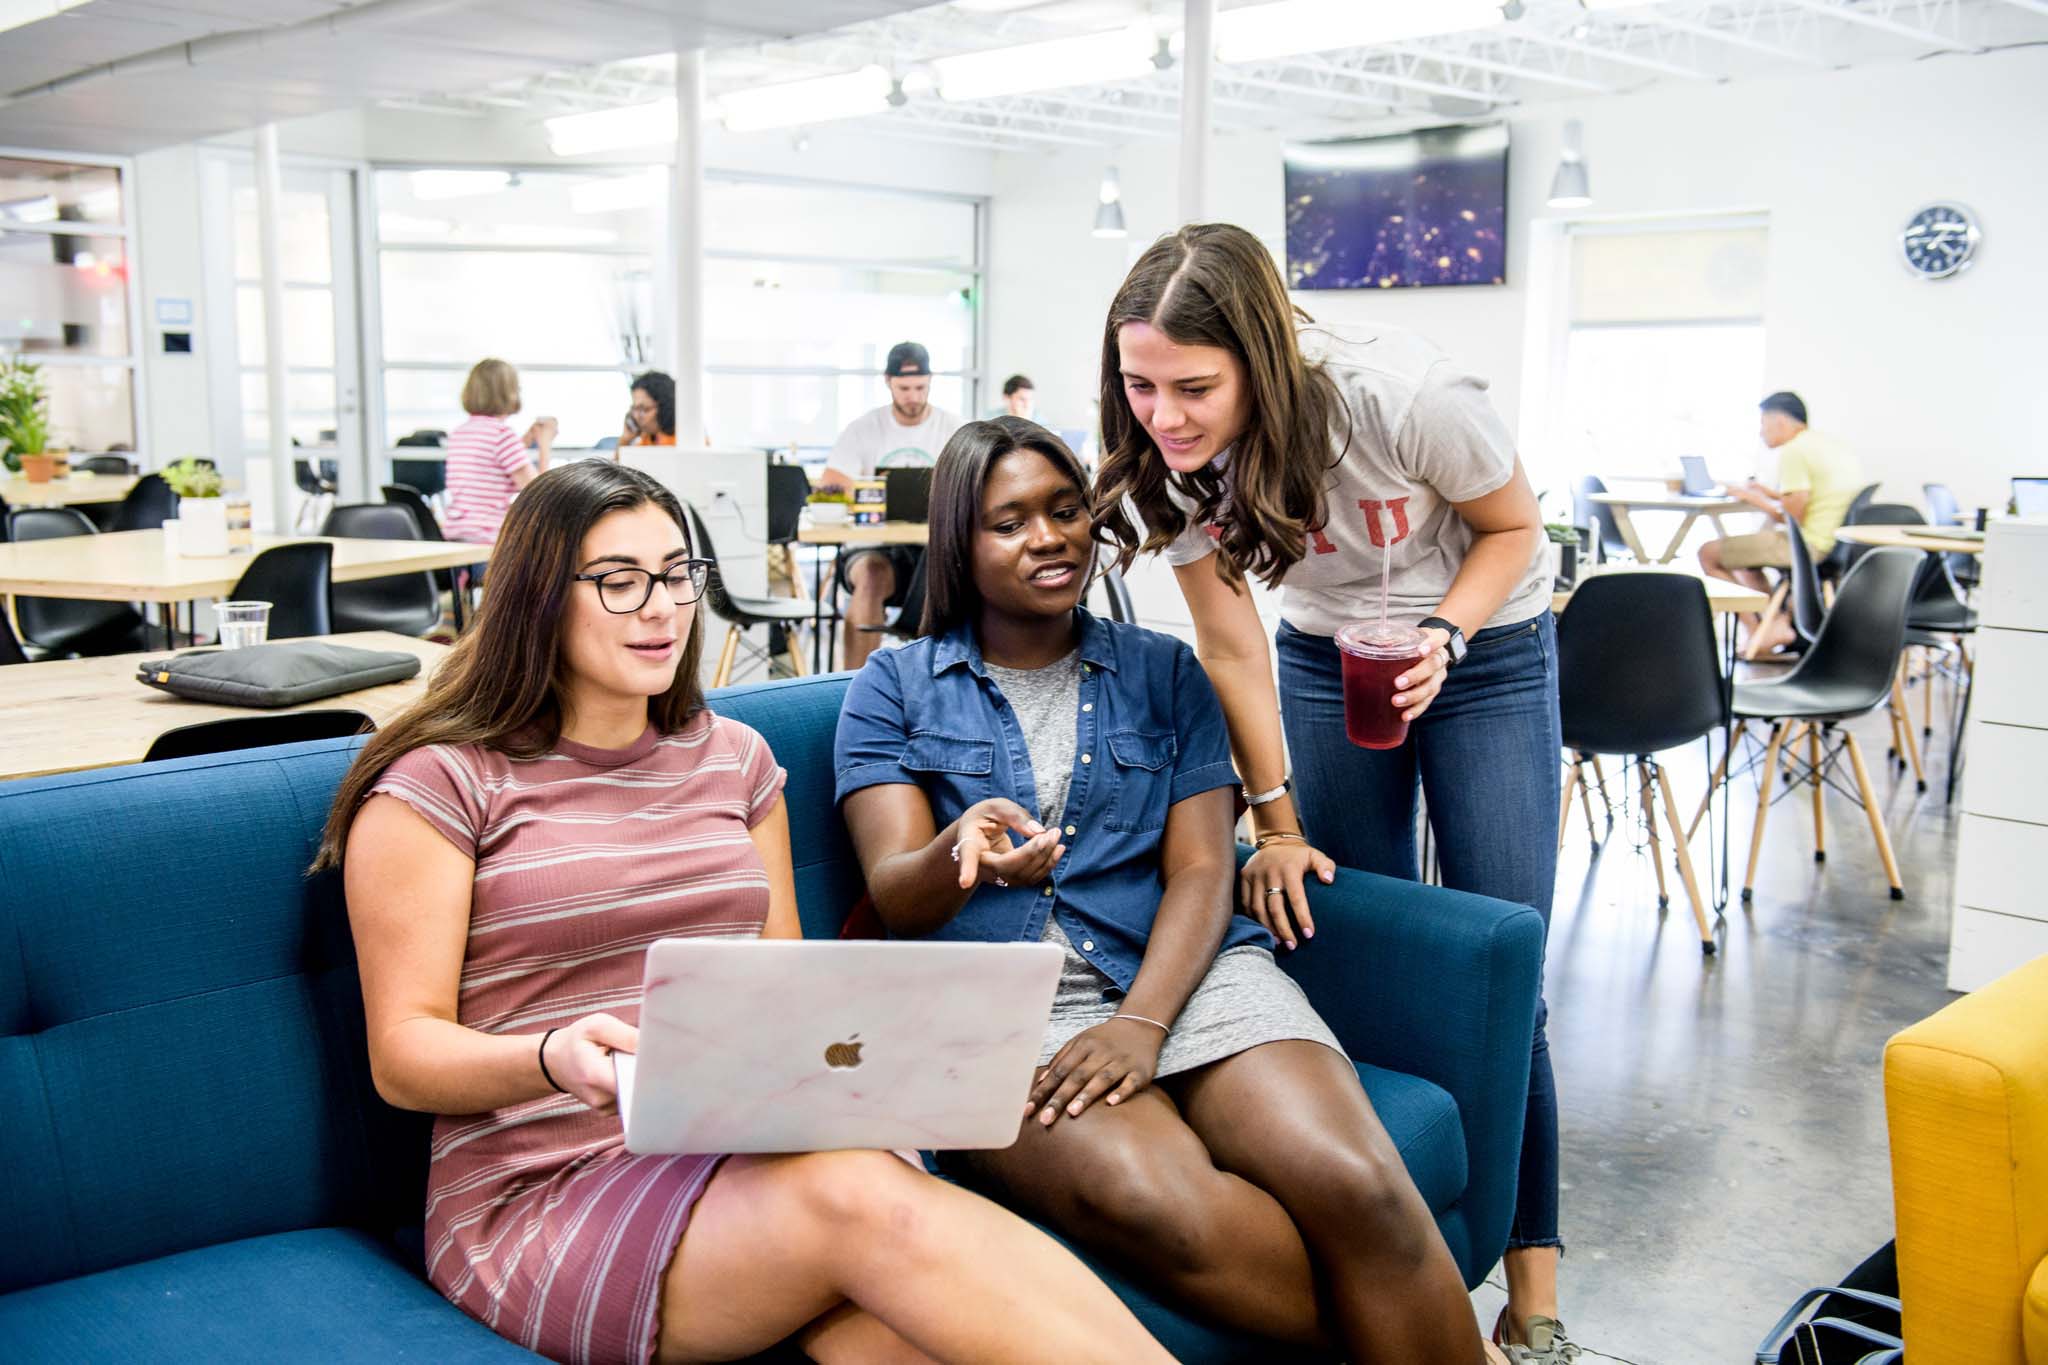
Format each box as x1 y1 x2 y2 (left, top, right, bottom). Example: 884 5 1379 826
571 170 666 215
719 66 892 132
408 170 512 201
1216 0 1502 65
934 26 1154 101
547 98 677 156
0 0 88 41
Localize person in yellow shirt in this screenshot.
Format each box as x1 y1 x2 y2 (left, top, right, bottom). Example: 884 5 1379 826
1700 391 1866 652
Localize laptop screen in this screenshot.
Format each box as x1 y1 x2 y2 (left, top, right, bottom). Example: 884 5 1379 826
885 468 934 523
1679 456 1716 496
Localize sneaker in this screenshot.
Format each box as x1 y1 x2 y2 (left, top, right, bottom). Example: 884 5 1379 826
1494 1310 1581 1364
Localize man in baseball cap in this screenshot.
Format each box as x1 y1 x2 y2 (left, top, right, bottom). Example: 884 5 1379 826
821 340 964 666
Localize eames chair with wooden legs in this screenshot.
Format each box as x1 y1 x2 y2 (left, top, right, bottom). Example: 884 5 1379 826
1556 573 1729 954
686 503 822 688
1727 548 1923 904
1557 751 1615 855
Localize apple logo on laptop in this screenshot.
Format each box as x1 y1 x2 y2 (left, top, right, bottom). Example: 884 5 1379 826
824 1037 864 1069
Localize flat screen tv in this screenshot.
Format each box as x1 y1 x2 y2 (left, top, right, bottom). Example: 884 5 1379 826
1284 124 1509 290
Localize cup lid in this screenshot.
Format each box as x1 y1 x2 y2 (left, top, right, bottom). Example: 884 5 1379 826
1335 621 1427 659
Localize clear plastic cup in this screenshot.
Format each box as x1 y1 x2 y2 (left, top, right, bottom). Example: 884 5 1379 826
1335 622 1431 750
216 600 272 650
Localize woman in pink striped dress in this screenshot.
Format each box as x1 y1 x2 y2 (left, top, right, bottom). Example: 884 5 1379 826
316 461 1167 1365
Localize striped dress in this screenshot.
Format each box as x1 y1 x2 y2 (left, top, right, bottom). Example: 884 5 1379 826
371 712 787 1365
442 413 532 544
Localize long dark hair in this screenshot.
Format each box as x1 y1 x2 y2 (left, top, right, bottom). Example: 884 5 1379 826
632 370 676 437
313 461 705 869
923 417 1094 639
1092 223 1349 588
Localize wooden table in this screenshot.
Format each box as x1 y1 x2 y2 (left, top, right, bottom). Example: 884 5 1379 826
1834 524 1986 555
0 630 449 782
1587 491 1747 564
2 474 138 507
0 530 492 604
796 521 930 672
1551 563 1771 617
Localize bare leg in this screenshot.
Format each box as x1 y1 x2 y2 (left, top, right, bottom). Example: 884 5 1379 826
841 554 896 670
951 1086 1325 1346
1171 1040 1492 1365
1502 1246 1562 1343
656 1149 1170 1364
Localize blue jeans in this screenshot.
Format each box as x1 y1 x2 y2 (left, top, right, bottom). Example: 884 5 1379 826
1277 612 1564 1252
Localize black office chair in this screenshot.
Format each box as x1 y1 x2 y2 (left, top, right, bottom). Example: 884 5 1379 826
110 472 179 533
6 507 158 657
1725 548 1923 903
143 709 373 763
764 463 813 596
1573 475 1634 563
320 503 442 638
1771 508 1829 653
0 608 28 665
687 502 824 687
863 550 930 644
294 458 338 531
382 483 473 632
1814 483 1880 586
1090 565 1136 625
1557 573 1727 953
226 542 333 640
73 455 136 476
390 458 446 501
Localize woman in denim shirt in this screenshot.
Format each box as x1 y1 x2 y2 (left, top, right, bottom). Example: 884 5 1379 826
836 418 1505 1365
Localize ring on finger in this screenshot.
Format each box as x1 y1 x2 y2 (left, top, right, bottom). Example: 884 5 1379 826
1264 886 1285 898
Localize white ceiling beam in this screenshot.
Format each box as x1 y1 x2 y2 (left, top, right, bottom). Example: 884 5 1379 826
1989 0 2048 15
1384 43 1618 94
1770 0 1979 52
1212 71 1400 114
1508 27 1716 80
890 110 1112 148
1284 54 1508 105
1622 11 1831 66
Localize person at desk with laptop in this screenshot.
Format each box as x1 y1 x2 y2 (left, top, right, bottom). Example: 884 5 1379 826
1698 390 1866 654
819 340 963 668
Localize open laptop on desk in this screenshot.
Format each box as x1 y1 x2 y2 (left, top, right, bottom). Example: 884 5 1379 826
884 467 933 523
1678 456 1725 498
614 939 1061 1154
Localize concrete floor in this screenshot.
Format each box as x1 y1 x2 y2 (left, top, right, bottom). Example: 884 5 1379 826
1468 674 1961 1365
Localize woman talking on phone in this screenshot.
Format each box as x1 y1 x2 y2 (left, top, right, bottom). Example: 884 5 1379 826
1094 224 1570 1364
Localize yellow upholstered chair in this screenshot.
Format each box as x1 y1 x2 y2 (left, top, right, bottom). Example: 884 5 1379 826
1884 954 2048 1365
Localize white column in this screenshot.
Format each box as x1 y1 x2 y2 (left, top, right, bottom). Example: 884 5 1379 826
670 46 706 447
254 123 294 535
1179 0 1216 225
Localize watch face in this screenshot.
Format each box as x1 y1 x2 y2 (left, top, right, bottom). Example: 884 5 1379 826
1901 202 1979 280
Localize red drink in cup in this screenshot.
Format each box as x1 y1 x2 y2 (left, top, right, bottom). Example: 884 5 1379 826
1335 622 1431 750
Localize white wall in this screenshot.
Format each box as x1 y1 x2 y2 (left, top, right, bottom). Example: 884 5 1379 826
989 45 2048 520
130 143 214 464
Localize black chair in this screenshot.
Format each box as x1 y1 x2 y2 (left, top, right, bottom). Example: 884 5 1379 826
226 542 333 640
143 709 372 763
764 462 812 600
6 507 158 657
1774 508 1829 653
73 455 136 476
294 459 338 531
1814 482 1880 586
381 483 472 632
1556 573 1727 953
0 608 28 665
1573 475 1634 563
1726 548 1923 903
320 504 442 638
687 502 825 687
862 551 931 646
390 458 446 501
1090 565 1136 625
110 472 179 533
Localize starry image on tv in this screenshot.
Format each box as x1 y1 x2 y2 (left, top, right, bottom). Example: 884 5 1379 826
1284 124 1509 290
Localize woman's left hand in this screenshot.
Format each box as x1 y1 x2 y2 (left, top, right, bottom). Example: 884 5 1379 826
1026 1018 1165 1126
1394 628 1453 722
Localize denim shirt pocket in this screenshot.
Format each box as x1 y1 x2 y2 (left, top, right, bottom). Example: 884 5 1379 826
1103 728 1176 833
899 732 998 812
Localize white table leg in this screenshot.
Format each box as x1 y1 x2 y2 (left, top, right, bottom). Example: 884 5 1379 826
1610 506 1652 562
1657 512 1701 564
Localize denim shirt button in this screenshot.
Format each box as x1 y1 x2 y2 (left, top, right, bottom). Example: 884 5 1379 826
1080 753 1092 764
1064 824 1076 836
1041 886 1053 897
1082 703 1093 712
1081 939 1095 952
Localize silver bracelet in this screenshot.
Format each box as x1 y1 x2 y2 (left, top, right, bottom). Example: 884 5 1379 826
1112 1013 1172 1035
1243 777 1292 807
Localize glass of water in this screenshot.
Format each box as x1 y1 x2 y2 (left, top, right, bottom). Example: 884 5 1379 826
216 600 273 649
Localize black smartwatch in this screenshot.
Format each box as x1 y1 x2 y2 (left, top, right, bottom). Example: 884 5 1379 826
1418 616 1467 668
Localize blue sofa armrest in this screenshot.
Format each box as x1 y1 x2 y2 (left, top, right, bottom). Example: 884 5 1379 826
1256 852 1544 1283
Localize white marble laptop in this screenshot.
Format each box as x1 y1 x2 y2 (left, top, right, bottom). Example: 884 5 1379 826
614 939 1063 1155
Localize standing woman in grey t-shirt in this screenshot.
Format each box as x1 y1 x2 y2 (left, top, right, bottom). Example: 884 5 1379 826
1094 224 1571 1364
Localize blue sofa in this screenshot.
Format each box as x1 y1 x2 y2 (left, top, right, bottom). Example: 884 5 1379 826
0 673 1543 1363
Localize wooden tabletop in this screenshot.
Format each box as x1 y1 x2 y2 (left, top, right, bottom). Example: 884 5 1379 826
1834 524 1986 555
798 520 930 547
1586 490 1746 513
1552 564 1771 616
0 530 493 604
2 474 137 507
0 630 450 783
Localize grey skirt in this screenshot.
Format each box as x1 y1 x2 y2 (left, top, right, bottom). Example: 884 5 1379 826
1038 917 1345 1077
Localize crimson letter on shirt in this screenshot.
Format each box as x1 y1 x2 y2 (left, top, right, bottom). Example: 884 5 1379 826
1358 497 1411 548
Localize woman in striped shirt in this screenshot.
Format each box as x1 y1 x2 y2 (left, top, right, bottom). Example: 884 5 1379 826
316 460 1166 1365
444 357 557 545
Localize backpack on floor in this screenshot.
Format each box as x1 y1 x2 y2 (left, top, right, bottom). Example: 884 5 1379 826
1755 1242 1903 1364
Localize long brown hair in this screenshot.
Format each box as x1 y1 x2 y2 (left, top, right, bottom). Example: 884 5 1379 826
312 461 705 870
1092 222 1348 588
922 417 1094 639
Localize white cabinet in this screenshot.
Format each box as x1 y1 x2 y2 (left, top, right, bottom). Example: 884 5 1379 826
1949 516 2048 991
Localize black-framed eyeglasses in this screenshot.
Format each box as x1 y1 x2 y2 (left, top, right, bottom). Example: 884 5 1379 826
573 560 713 613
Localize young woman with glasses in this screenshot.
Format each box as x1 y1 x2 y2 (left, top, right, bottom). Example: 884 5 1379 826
315 461 1168 1365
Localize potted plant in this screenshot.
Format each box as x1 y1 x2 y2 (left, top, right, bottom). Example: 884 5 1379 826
162 457 240 556
806 486 852 526
0 357 53 482
1545 521 1585 588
